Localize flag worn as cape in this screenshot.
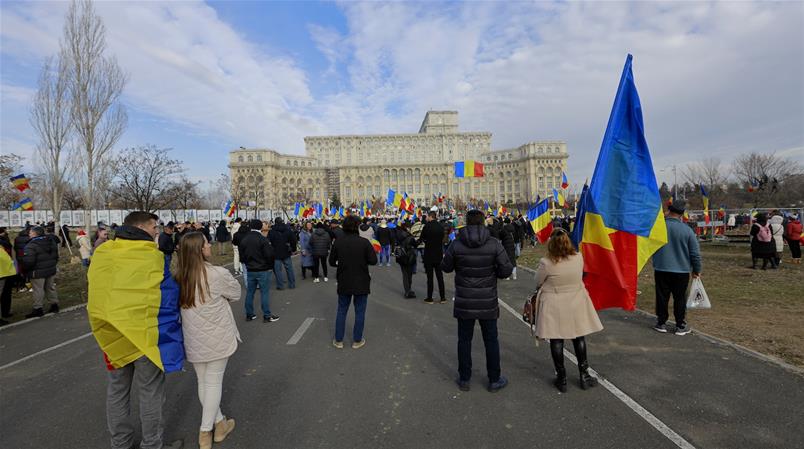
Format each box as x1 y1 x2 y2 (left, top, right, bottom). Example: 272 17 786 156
573 54 667 311
88 231 184 372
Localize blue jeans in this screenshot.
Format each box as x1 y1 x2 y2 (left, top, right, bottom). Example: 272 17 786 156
273 257 295 289
245 270 271 317
335 294 368 343
412 249 420 274
379 245 391 264
241 264 248 284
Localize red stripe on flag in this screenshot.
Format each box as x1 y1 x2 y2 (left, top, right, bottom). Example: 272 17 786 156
474 163 484 177
536 223 553 244
581 230 638 311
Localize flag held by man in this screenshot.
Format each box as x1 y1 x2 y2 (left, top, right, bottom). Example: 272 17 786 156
527 199 553 244
572 54 667 311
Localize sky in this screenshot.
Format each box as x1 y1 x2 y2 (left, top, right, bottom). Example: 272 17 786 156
1 0 802 188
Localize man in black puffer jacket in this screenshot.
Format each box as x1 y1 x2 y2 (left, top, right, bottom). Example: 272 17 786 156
22 226 60 317
442 210 513 393
310 223 332 282
502 217 520 280
269 217 297 290
238 219 278 322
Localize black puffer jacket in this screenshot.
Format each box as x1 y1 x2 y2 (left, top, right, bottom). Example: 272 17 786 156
328 233 378 295
376 226 392 246
269 223 297 260
215 223 230 242
310 227 332 257
419 220 445 265
489 221 517 267
441 225 513 320
22 235 60 279
238 231 275 272
232 224 250 247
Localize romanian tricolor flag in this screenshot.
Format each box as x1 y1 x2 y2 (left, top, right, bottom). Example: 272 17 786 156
572 54 667 311
12 197 33 211
223 200 236 217
552 189 567 208
387 189 401 208
10 174 30 192
527 199 553 244
88 235 184 372
454 160 484 178
369 238 381 253
561 172 569 189
497 205 506 217
700 185 710 225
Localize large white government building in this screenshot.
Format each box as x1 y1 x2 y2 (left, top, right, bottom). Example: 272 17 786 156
228 111 568 209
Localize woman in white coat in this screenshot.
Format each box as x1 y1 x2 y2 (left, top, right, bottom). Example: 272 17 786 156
176 232 241 449
769 214 785 266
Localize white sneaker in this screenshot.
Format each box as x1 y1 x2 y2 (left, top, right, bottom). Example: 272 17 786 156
313 278 320 283
324 277 329 282
386 263 391 267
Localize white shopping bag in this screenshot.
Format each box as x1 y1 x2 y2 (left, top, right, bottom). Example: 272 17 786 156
686 277 711 309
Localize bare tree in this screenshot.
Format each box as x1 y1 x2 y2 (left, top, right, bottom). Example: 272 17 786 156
110 145 184 212
62 0 127 232
175 177 203 211
62 181 85 210
732 152 802 206
31 55 73 235
683 157 729 207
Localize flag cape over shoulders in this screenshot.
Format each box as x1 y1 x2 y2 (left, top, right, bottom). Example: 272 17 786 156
88 238 184 372
575 54 667 311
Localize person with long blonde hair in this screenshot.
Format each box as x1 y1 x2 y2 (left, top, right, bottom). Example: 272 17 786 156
534 228 603 393
176 232 241 449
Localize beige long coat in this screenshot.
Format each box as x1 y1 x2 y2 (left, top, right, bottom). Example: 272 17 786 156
534 254 603 339
180 263 242 363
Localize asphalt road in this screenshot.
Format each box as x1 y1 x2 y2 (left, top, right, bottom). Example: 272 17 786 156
1 256 802 449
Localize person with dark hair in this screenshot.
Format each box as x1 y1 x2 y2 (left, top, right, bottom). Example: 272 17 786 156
358 217 375 241
88 211 184 449
238 219 278 322
328 215 378 349
395 222 418 298
60 223 72 248
176 232 239 448
750 213 777 269
376 220 392 267
158 222 176 266
652 200 702 335
22 226 60 318
502 217 519 280
420 211 446 303
269 217 297 290
215 219 231 256
299 221 315 280
534 228 603 392
329 220 345 241
94 227 109 254
487 217 516 281
310 222 332 282
441 209 513 393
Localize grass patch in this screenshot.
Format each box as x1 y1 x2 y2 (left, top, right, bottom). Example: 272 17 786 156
517 243 804 368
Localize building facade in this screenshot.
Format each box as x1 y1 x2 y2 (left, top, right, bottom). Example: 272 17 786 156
228 111 568 209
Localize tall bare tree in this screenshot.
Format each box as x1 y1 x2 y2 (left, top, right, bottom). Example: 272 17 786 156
31 56 73 236
62 0 127 232
683 157 729 207
110 145 184 212
732 152 802 206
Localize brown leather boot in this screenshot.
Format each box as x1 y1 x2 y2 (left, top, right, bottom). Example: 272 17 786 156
214 417 236 443
199 430 213 449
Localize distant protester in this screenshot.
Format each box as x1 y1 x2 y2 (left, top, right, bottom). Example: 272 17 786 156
268 217 297 290
786 214 802 264
215 220 231 256
22 226 60 318
395 222 418 298
750 213 777 270
238 219 278 323
299 221 315 280
310 222 332 283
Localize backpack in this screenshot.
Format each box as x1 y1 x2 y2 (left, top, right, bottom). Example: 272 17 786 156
393 238 416 265
756 224 772 242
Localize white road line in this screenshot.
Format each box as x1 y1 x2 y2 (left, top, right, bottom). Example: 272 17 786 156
498 298 696 449
286 317 316 345
0 332 93 372
0 303 88 332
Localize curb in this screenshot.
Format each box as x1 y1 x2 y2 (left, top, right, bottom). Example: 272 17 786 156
517 265 804 377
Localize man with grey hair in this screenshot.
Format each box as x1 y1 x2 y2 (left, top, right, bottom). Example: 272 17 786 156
22 226 60 318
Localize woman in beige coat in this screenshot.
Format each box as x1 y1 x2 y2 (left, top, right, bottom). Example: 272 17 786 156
176 232 241 449
534 228 603 393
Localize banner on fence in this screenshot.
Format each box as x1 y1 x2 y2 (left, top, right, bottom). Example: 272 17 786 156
0 211 9 227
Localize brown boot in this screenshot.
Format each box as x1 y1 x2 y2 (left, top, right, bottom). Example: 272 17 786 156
214 417 236 443
199 430 213 449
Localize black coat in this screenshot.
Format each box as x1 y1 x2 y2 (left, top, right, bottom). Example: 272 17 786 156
158 232 175 255
215 224 230 242
489 221 517 267
441 225 513 320
376 226 392 246
310 228 332 257
268 223 297 260
420 220 445 265
238 231 275 272
22 235 60 279
328 233 378 295
232 225 250 247
395 229 417 266
14 233 29 261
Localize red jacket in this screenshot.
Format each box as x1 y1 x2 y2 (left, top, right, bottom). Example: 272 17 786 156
786 220 802 241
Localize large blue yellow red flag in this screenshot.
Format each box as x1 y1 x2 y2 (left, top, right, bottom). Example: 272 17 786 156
700 185 710 224
387 189 401 208
561 172 569 189
454 160 484 178
88 236 184 372
573 54 667 311
12 197 33 211
527 199 553 244
10 174 30 192
552 189 567 208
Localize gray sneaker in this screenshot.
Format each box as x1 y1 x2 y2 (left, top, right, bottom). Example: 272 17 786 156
675 324 691 336
653 323 668 333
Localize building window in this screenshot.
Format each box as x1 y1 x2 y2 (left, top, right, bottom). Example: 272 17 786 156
247 155 253 162
256 155 262 162
238 155 244 162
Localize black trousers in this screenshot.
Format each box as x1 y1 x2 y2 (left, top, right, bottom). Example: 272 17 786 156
424 262 445 300
788 239 801 259
400 264 414 295
312 255 328 278
457 318 500 383
1 276 13 317
654 271 690 326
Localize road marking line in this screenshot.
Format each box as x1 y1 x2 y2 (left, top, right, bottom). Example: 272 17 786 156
0 303 88 332
286 317 316 345
0 332 93 372
498 298 696 449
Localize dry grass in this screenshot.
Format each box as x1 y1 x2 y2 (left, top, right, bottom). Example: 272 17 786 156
518 242 804 368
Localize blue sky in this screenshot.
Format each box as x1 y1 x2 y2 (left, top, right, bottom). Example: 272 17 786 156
2 1 802 189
